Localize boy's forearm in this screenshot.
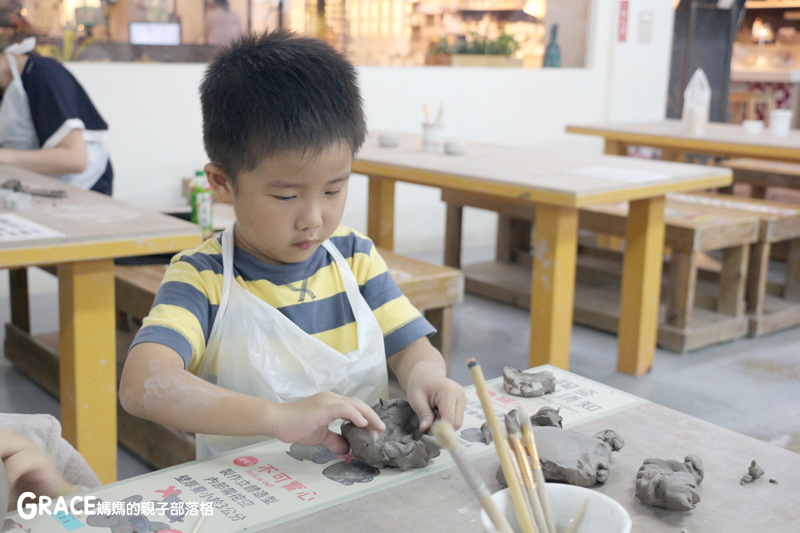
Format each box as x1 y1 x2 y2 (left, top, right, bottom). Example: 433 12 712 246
388 338 447 391
119 344 279 438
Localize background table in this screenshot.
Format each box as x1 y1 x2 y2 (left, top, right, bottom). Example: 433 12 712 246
353 134 731 375
0 166 201 483
566 119 800 162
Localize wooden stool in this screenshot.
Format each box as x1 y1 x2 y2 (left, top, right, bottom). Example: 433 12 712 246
673 193 800 337
728 90 776 124
442 189 761 353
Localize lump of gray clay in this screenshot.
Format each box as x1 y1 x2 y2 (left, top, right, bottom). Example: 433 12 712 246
740 460 764 485
341 398 441 471
497 426 624 487
529 406 563 428
502 367 556 397
635 456 704 511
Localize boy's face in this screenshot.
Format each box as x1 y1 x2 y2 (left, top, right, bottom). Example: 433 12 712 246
207 142 351 265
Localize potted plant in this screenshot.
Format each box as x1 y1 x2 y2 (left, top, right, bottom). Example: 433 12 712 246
451 32 522 68
425 37 453 66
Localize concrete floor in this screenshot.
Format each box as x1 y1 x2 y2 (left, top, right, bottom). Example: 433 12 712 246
1 250 799 481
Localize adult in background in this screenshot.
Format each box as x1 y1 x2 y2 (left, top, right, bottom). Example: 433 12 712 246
205 0 243 47
0 37 113 195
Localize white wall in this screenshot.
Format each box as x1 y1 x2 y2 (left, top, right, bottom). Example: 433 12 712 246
61 0 674 257
606 0 676 122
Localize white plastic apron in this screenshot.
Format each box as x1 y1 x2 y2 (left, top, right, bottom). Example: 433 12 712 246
0 38 39 150
195 225 389 457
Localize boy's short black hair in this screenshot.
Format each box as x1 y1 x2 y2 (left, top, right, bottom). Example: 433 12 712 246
200 30 366 182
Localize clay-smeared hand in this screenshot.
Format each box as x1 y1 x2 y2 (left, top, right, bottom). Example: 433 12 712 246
405 363 466 433
271 392 386 455
0 428 78 507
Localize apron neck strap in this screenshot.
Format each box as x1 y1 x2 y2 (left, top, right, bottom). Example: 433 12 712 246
3 37 36 80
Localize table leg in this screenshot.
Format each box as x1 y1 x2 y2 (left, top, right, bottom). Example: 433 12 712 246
604 139 628 156
367 177 395 250
444 203 463 269
58 259 117 483
9 268 30 332
618 197 666 375
529 204 578 370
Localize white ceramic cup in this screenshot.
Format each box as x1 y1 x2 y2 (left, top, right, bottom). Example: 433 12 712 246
769 109 793 138
480 485 632 533
421 122 444 153
742 119 764 136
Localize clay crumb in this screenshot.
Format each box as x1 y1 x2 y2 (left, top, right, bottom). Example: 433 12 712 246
769 478 778 484
740 460 764 485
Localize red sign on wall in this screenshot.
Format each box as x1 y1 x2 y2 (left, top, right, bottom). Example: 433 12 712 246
618 0 629 42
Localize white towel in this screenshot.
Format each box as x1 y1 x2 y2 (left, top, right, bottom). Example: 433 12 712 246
0 413 101 490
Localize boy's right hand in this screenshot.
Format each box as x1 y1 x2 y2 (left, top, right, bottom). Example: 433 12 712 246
270 392 385 455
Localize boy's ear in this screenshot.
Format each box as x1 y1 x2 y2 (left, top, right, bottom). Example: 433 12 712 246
204 163 234 203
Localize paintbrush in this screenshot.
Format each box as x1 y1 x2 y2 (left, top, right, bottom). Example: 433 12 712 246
468 359 536 533
506 412 550 533
565 498 589 533
191 513 207 533
518 404 555 533
433 421 513 533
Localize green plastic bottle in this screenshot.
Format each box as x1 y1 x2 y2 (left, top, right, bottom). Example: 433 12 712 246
190 170 213 238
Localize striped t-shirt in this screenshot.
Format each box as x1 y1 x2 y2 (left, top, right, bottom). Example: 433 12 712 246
130 226 435 374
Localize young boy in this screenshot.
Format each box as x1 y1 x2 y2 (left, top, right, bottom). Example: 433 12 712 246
119 30 466 458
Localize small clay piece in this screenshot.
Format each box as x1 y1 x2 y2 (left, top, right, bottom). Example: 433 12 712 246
530 406 563 428
480 422 493 444
497 426 624 487
769 478 778 484
635 456 704 511
286 444 339 464
502 367 556 397
341 398 441 471
740 460 765 485
459 427 488 444
322 460 380 486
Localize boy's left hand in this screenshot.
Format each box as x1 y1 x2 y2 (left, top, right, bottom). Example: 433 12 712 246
405 362 466 433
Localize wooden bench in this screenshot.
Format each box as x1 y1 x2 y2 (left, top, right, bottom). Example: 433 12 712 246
114 247 463 470
116 248 463 366
442 189 761 353
718 158 800 200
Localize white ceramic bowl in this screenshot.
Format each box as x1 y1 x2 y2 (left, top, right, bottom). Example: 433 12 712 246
741 119 764 136
480 485 631 533
378 132 400 148
444 139 466 156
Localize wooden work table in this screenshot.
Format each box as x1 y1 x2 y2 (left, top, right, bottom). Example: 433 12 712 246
8 366 798 532
566 119 800 162
353 134 732 375
0 166 202 483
